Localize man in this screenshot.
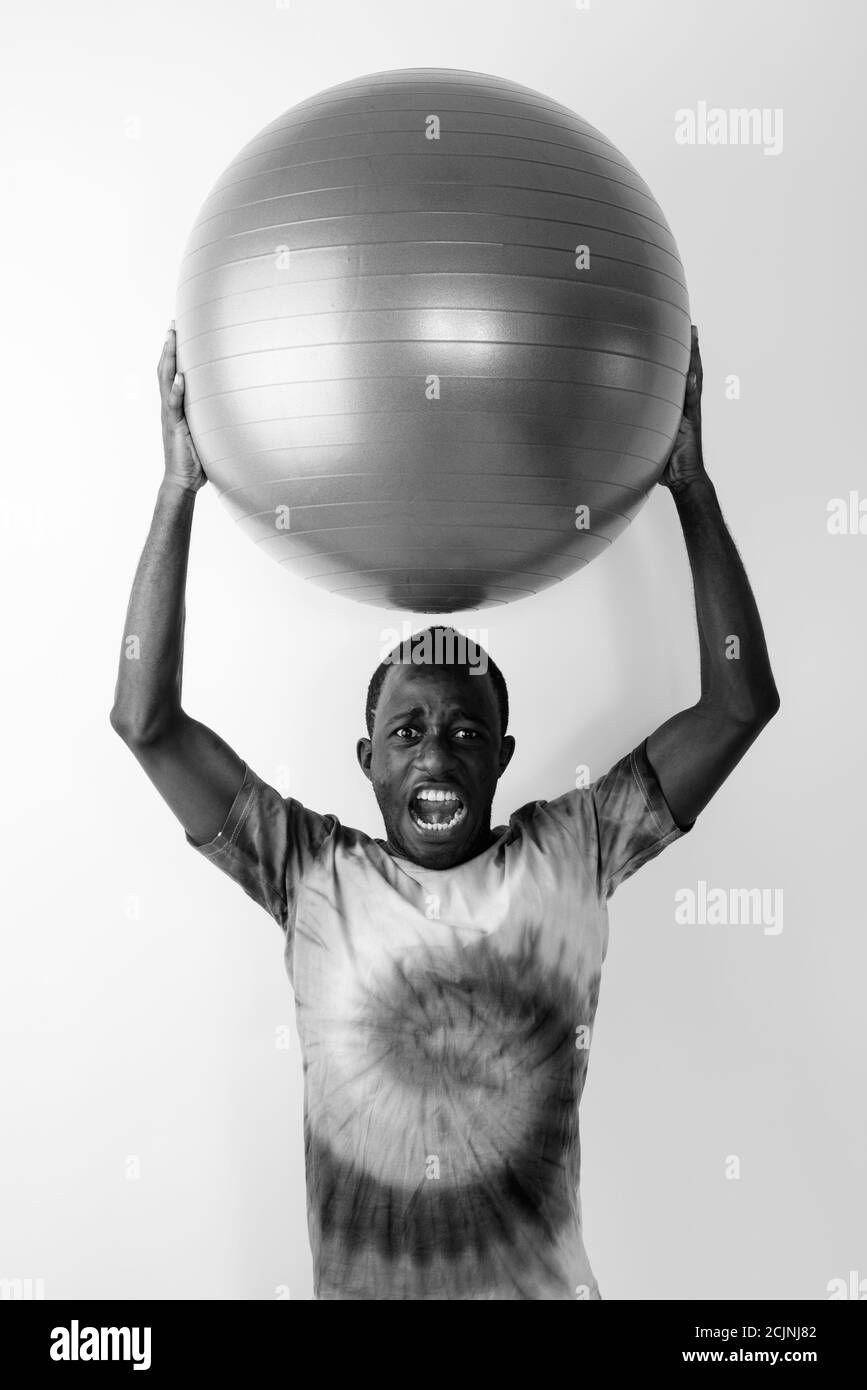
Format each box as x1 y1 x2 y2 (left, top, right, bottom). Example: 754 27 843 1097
111 323 779 1300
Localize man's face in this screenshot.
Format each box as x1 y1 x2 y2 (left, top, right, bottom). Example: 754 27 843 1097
357 661 515 869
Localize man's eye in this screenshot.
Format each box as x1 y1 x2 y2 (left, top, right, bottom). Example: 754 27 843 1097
394 727 419 740
453 729 479 740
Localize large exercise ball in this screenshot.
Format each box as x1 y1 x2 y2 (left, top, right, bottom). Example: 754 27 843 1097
176 68 690 612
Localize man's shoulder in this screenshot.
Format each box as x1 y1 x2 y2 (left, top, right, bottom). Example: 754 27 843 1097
498 786 595 848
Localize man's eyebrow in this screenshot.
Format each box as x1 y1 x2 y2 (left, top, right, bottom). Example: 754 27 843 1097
451 708 488 724
385 706 489 726
386 707 426 725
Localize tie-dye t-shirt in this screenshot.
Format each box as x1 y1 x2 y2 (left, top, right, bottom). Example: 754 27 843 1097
188 737 689 1300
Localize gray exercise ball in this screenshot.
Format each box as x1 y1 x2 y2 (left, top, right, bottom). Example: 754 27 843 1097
176 67 690 612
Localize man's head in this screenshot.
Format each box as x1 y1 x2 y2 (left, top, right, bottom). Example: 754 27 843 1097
356 627 516 869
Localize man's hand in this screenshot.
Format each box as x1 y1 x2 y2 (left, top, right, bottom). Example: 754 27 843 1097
660 324 706 494
644 321 779 828
159 323 206 493
112 325 245 844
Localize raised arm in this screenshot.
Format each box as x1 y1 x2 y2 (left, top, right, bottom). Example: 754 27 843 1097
109 325 245 845
645 326 780 829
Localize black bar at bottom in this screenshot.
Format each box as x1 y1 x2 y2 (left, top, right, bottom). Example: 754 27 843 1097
1 1298 862 1375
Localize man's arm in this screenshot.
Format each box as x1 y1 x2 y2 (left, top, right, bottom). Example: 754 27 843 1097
110 325 246 846
645 326 780 829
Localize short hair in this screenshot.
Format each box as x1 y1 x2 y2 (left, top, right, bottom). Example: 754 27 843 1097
365 626 509 738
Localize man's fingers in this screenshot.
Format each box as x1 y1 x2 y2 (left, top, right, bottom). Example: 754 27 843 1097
167 371 185 411
157 322 177 389
689 323 703 382
158 353 175 389
682 325 702 411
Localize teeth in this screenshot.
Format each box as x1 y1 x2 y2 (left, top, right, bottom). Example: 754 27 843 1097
417 789 458 803
410 805 467 834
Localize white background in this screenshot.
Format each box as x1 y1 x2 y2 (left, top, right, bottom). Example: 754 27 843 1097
1 0 864 1299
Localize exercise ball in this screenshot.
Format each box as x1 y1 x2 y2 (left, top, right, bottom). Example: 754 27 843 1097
176 68 690 612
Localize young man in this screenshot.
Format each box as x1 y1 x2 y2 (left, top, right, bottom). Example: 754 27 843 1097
111 324 779 1300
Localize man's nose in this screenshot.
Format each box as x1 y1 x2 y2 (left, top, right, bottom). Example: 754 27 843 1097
414 734 456 776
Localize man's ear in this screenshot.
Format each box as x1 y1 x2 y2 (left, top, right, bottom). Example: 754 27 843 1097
356 736 373 779
498 735 516 778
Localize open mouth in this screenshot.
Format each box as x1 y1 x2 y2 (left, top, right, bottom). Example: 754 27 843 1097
408 786 468 836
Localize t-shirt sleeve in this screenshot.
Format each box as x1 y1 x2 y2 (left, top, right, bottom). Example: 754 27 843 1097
541 737 694 900
184 763 333 934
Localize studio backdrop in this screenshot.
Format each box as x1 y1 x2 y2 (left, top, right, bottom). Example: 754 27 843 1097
1 0 863 1300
